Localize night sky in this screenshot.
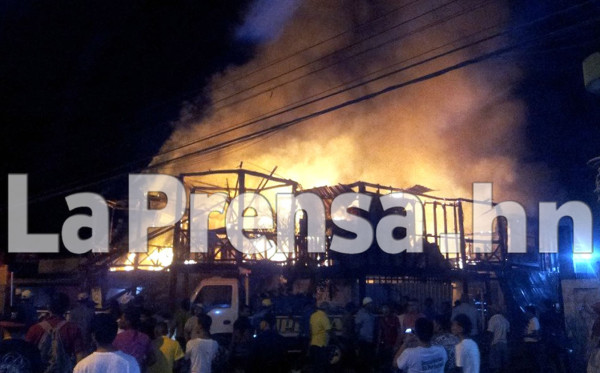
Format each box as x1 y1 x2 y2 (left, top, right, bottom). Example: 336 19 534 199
1 0 599 254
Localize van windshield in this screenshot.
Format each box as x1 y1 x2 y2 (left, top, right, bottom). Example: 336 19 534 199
193 285 232 310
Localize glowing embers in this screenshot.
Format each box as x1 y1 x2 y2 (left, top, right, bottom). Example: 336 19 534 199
109 246 173 272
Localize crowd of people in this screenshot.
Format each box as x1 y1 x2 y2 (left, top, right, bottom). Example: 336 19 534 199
0 290 578 373
0 292 219 373
300 295 570 373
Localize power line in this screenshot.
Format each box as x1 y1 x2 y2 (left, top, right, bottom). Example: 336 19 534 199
17 29 488 207
155 26 504 159
32 6 504 196
17 0 596 182
212 0 424 92
145 19 600 170
210 0 493 115
210 0 597 113
19 2 598 205
146 16 600 170
210 0 464 107
27 0 463 170
153 0 596 161
154 23 504 160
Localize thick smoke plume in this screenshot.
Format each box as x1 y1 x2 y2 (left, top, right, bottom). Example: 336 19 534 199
152 0 555 209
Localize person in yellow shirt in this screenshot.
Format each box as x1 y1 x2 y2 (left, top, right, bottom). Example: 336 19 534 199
148 322 185 373
310 301 331 373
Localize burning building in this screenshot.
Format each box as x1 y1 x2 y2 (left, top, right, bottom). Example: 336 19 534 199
3 0 599 369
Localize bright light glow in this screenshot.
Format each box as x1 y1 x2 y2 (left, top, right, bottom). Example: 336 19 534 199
139 266 164 271
573 253 593 262
145 247 173 267
110 247 173 272
573 252 596 274
270 252 288 262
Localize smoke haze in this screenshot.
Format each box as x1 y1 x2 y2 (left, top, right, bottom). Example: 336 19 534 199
152 0 556 210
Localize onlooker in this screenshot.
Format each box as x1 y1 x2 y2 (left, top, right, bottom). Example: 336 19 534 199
356 297 376 372
73 314 140 373
400 299 425 333
251 298 274 332
70 292 96 354
539 299 564 371
113 309 156 372
184 304 206 342
109 299 122 323
523 305 541 372
185 314 219 373
25 292 85 371
299 300 316 348
431 315 459 372
487 306 510 373
0 325 42 373
173 299 191 346
340 302 357 370
394 317 447 373
233 304 252 335
341 302 356 341
148 322 184 373
309 301 331 373
451 313 480 373
230 304 252 371
16 289 38 329
523 305 540 343
451 296 480 337
377 304 399 372
248 313 288 373
140 310 157 340
400 296 410 315
440 301 452 323
423 298 437 321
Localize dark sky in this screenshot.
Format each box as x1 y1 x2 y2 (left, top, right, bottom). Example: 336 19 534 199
510 1 600 200
508 0 600 244
1 0 599 253
1 0 255 243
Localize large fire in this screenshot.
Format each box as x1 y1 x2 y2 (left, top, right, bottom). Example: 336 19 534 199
150 0 556 213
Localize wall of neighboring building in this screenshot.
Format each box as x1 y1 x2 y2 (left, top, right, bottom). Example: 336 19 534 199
561 278 600 372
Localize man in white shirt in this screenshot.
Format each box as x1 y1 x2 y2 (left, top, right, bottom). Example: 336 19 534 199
523 305 542 371
487 307 509 373
185 313 219 373
395 317 447 373
451 296 480 337
74 314 140 373
523 306 540 343
452 313 480 373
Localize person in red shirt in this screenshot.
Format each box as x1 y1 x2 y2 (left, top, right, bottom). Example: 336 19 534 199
25 292 85 365
113 309 156 372
377 304 400 372
399 299 425 334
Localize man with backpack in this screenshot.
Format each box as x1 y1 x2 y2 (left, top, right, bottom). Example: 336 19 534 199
25 292 85 373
